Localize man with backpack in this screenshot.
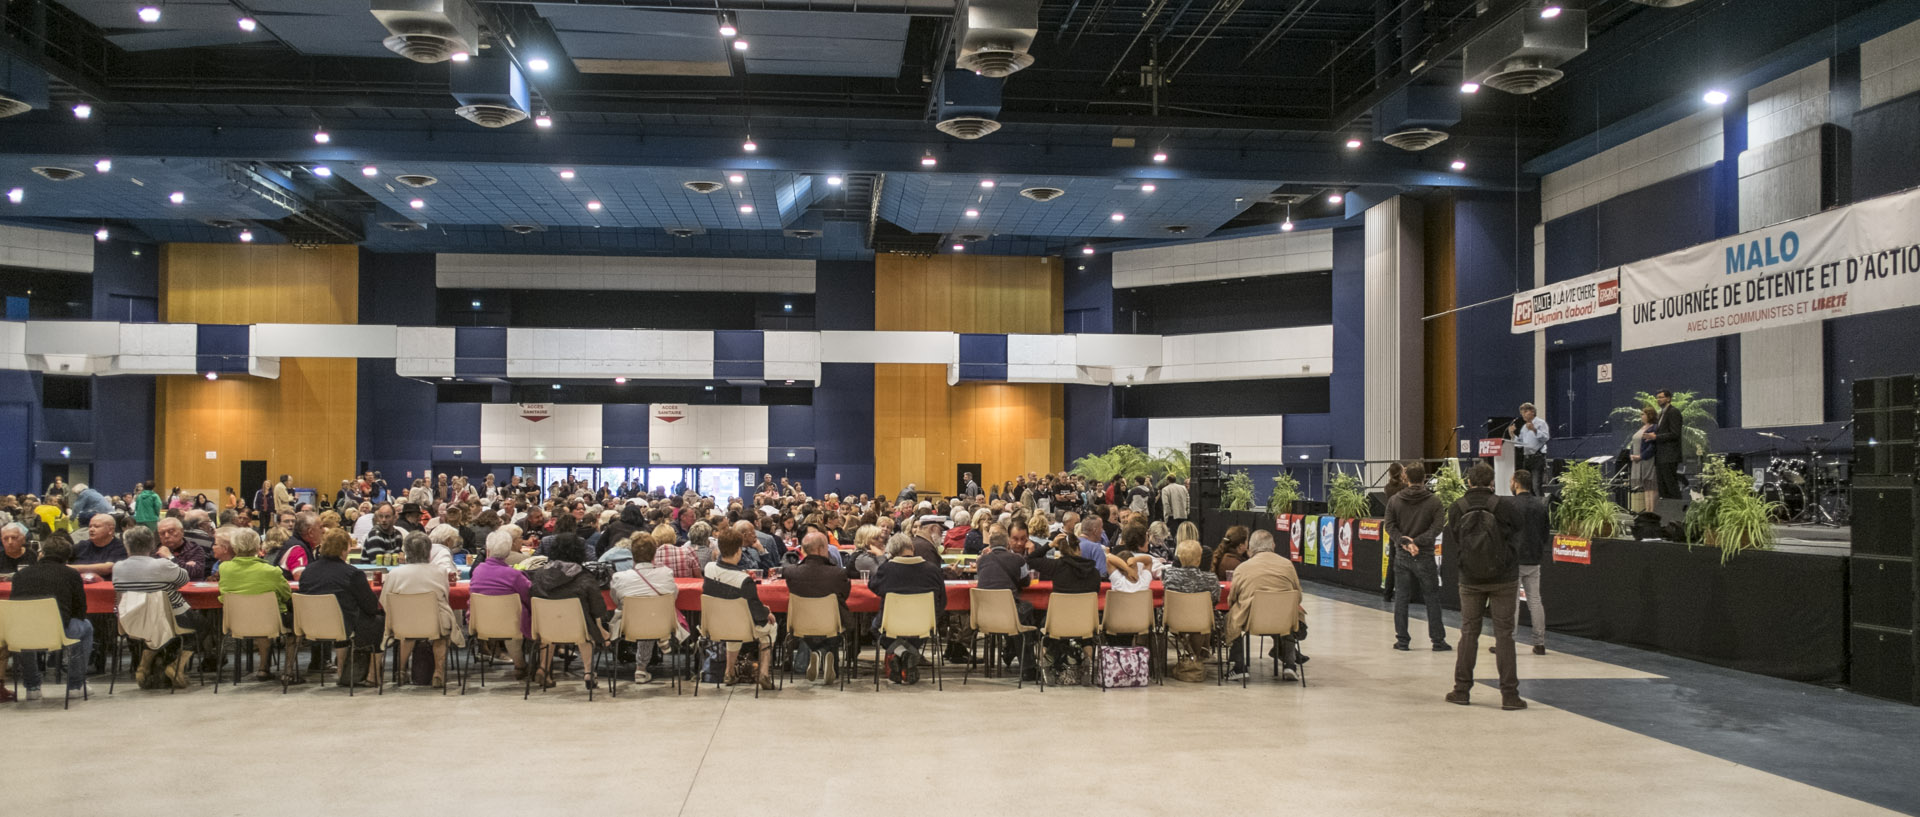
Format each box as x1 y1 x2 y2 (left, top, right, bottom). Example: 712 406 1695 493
1443 463 1526 710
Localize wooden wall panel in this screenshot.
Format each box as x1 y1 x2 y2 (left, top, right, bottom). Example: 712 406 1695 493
874 254 1062 333
155 243 358 493
1422 196 1458 458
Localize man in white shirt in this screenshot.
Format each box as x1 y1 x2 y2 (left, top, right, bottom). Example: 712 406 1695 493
1510 403 1550 493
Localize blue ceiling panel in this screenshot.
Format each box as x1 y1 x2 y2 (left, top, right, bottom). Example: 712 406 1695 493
56 0 232 32
131 220 288 245
0 156 294 221
879 174 1275 240
538 6 727 62
258 10 403 59
737 12 906 78
337 163 817 231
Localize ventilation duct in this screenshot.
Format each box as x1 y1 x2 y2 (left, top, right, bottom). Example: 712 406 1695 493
0 52 50 119
450 55 530 128
1370 85 1459 152
954 0 1039 78
1462 7 1588 95
932 69 1003 140
371 0 482 64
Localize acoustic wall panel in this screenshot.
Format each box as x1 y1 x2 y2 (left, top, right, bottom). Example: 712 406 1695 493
1147 415 1286 464
479 403 604 463
647 404 769 464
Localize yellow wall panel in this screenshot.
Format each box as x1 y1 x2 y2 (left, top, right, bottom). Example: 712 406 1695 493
161 244 358 324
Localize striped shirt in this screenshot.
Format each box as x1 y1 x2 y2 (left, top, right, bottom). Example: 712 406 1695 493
112 554 192 614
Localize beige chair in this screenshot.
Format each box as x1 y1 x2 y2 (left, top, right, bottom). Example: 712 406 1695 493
785 594 846 691
1099 589 1156 689
108 591 198 695
1037 592 1099 691
214 592 285 694
528 597 601 701
1242 589 1306 688
2 598 83 709
964 587 1035 687
614 594 682 696
696 594 759 698
1162 590 1221 684
466 592 527 694
875 592 941 691
290 594 361 696
386 591 453 695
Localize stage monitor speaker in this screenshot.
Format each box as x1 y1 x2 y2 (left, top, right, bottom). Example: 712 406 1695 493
1849 556 1916 630
1892 374 1917 408
1853 478 1917 558
1847 625 1916 704
1856 377 1888 412
1890 410 1916 443
1890 442 1916 476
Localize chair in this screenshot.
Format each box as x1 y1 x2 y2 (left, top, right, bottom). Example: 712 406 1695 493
1 599 83 709
1037 592 1098 691
1242 589 1306 688
613 594 681 696
466 592 527 694
213 592 285 694
528 597 601 701
386 592 454 695
1163 590 1222 684
875 592 941 691
1099 589 1157 690
785 594 846 691
109 591 199 695
696 594 762 698
291 594 360 696
964 588 1035 687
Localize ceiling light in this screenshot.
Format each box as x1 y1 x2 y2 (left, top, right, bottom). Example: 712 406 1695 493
1345 138 1363 149
1450 159 1468 171
1460 82 1480 94
1539 5 1563 19
952 243 965 252
586 201 602 211
732 40 748 52
72 103 92 119
728 173 745 184
718 22 738 37
742 137 757 152
5 188 21 204
614 377 628 384
534 115 553 128
1152 151 1168 163
783 303 793 311
739 204 755 214
1281 219 1295 232
237 17 257 32
826 176 842 186
979 179 995 188
1328 192 1344 204
704 385 714 391
361 165 379 177
168 191 185 204
204 372 218 381
95 158 112 173
1109 212 1125 222
551 383 562 390
312 166 332 177
528 58 551 72
964 208 979 218
409 198 425 209
1703 89 1730 106
239 230 254 242
1081 246 1095 255
449 51 469 62
470 300 481 309
559 169 576 180
95 227 110 242
1141 183 1156 193
137 5 161 23
921 153 937 167
313 129 330 144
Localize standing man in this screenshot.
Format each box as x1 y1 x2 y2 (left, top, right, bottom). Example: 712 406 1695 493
1508 403 1549 493
1383 462 1449 652
1443 463 1525 710
962 472 981 501
1649 389 1686 500
1503 470 1551 656
272 474 295 519
1160 475 1190 531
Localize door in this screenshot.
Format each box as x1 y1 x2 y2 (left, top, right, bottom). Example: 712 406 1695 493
239 460 268 508
1548 344 1613 441
956 462 982 497
39 462 70 495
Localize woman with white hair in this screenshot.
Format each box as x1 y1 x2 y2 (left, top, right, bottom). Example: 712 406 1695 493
380 531 465 688
469 528 531 679
426 523 460 573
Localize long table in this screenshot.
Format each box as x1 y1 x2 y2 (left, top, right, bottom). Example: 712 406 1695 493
2 576 1232 615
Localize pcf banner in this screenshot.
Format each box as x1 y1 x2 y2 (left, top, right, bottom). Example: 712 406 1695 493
1620 186 1920 350
1511 267 1620 333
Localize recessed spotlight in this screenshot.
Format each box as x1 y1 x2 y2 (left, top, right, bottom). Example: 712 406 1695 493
732 40 748 52
1152 151 1168 163
449 51 469 62
313 130 330 144
979 179 995 188
441 377 452 382
131 249 141 256
239 230 254 242
95 158 112 173
614 376 628 384
237 17 257 32
783 303 793 312
361 165 379 177
739 204 755 214
204 372 218 381
470 300 481 309
95 227 110 242
586 201 602 211
1703 89 1730 106
534 115 553 128
528 58 551 72
742 137 757 152
1141 183 1156 193
1539 5 1563 19
168 191 185 204
728 173 745 184
1328 192 1344 204
5 188 21 204
964 208 979 218
952 243 965 251
704 385 714 391
826 176 842 186
719 22 738 37
1450 159 1468 171
409 198 425 209
559 169 576 180
137 5 160 23
72 103 92 119
312 166 332 177
1345 138 1363 149
551 383 562 390
1110 212 1125 222
921 153 937 167
1081 246 1095 255
1460 82 1481 94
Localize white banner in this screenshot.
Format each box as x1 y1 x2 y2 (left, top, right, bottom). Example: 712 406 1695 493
1510 268 1620 333
1621 186 1920 351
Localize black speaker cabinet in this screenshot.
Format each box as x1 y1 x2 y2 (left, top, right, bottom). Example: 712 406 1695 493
1893 374 1917 408
1850 556 1916 630
1852 479 1915 559
1848 625 1916 704
1856 378 1887 412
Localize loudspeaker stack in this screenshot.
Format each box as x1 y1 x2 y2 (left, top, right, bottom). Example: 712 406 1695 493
1850 374 1919 703
1190 442 1224 516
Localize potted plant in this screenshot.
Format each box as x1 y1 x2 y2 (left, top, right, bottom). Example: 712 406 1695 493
1327 471 1370 519
1687 455 1781 562
1224 470 1255 511
1434 458 1467 512
1269 471 1302 514
1552 460 1623 538
1149 447 1190 482
1611 389 1718 458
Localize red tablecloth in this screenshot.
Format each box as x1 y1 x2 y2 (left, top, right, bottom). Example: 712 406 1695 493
3 576 1229 615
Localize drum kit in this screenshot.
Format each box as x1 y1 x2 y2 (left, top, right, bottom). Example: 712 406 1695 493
1758 434 1850 526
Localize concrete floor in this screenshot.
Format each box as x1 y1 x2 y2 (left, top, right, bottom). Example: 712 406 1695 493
10 589 1910 817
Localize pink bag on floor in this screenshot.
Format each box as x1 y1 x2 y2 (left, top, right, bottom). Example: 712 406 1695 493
1098 646 1149 688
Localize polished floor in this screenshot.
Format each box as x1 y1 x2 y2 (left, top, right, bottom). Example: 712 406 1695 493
11 585 1917 817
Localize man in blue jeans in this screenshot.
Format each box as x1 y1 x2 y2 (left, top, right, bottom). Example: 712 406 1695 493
1383 462 1450 652
8 535 95 702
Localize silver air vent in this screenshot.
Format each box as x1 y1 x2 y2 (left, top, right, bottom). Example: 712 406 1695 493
371 0 481 64
935 116 1002 140
955 0 1040 78
454 104 529 128
667 228 700 238
31 167 83 181
683 181 725 194
381 221 427 232
1380 128 1450 152
1019 186 1064 202
0 98 27 118
395 174 439 188
1463 7 1587 96
505 224 543 235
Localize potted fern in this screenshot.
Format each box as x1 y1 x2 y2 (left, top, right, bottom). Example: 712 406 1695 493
1327 472 1371 519
1688 455 1781 562
1434 458 1467 511
1224 470 1255 511
1553 460 1623 538
1269 472 1302 514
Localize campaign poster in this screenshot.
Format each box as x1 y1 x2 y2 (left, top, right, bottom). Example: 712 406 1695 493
1290 514 1305 561
1553 534 1592 564
1318 517 1338 568
1278 514 1302 561
1335 519 1354 570
1303 515 1320 565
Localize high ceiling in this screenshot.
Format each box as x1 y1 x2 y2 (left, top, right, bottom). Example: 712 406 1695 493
0 0 1827 256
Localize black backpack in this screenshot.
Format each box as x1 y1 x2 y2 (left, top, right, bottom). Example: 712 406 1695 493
1453 497 1515 584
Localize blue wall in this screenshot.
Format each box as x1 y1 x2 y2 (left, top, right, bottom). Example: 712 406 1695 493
1328 225 1366 461
357 251 438 480
813 259 876 495
1454 192 1538 435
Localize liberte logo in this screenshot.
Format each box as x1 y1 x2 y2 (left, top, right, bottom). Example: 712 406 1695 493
1726 230 1800 275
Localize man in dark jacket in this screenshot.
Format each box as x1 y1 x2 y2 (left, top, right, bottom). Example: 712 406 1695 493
700 527 775 689
1503 470 1551 655
786 532 852 682
1026 533 1103 594
1383 462 1450 652
1650 389 1686 499
1442 463 1523 710
975 525 1035 677
869 532 947 683
7 534 94 700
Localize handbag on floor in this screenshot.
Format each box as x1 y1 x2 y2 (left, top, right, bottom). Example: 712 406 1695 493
1097 646 1150 688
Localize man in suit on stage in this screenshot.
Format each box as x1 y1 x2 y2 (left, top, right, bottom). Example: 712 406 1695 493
1648 390 1685 499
